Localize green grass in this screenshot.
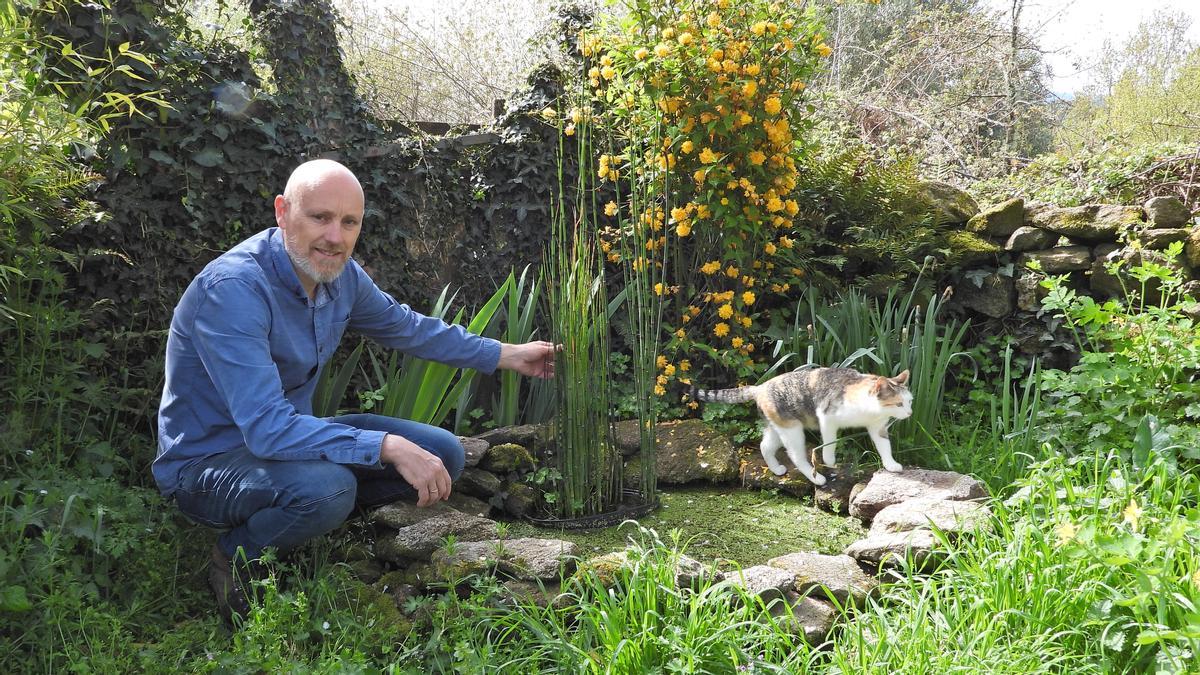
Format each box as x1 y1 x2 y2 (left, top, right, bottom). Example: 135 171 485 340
505 485 865 567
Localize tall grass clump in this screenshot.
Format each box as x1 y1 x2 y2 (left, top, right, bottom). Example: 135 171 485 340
780 277 969 451
543 90 620 518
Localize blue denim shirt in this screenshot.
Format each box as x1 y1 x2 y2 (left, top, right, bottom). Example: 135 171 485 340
153 228 501 496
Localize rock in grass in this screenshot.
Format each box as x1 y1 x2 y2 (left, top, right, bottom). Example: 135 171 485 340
766 591 838 646
430 537 577 582
867 497 992 538
848 468 988 523
1005 226 1056 252
376 512 499 562
573 548 712 590
844 529 941 569
722 565 796 603
767 552 877 608
813 472 868 516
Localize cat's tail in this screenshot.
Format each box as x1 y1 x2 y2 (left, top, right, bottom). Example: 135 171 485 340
693 385 758 404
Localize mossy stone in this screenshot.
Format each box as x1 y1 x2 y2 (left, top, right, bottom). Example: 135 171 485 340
966 197 1024 237
480 442 537 473
944 230 1002 266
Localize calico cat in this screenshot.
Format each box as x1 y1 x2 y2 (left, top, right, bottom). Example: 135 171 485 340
695 367 912 486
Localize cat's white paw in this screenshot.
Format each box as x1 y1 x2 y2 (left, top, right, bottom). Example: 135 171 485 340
768 464 788 477
883 461 904 472
809 472 827 486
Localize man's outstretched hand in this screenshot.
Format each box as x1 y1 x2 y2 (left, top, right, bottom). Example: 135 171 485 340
497 341 557 379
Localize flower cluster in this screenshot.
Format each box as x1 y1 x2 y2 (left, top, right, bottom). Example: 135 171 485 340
579 0 828 387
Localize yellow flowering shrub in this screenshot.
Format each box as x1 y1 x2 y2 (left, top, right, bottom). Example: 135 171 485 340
574 0 833 393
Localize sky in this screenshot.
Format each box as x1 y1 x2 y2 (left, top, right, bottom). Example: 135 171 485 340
986 0 1200 95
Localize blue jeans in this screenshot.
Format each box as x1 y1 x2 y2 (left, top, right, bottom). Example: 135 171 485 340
173 414 465 560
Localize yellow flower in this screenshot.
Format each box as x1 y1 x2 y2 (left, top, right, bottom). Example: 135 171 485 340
766 196 784 212
635 47 649 60
604 201 619 216
740 316 752 328
657 355 668 369
662 27 676 40
654 282 665 296
1055 521 1078 546
540 107 557 120
675 328 686 338
680 359 691 371
687 400 699 409
1123 499 1144 531
718 303 734 319
678 32 694 46
816 43 832 57
699 147 719 164
780 235 794 248
764 242 777 255
664 364 676 376
742 80 758 98
701 260 721 275
725 265 739 278
731 337 744 348
681 140 694 154
744 63 761 76
748 150 766 165
676 222 692 236
714 322 730 337
654 42 672 58
763 97 782 115
654 384 666 396
742 291 756 305
751 21 767 36
706 12 720 28
564 124 575 136
601 65 616 80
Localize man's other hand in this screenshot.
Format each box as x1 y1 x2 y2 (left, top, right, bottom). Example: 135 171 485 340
497 341 558 379
380 434 451 507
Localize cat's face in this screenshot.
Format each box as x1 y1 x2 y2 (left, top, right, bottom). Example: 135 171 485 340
875 370 913 419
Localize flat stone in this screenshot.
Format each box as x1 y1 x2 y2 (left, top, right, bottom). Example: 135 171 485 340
457 467 502 498
430 537 577 581
655 419 739 484
845 529 940 569
376 512 499 562
1032 204 1141 241
723 565 796 603
574 548 712 589
1187 227 1200 268
1144 196 1191 227
371 501 459 530
919 180 979 224
446 492 492 518
849 468 988 522
767 552 878 608
955 271 1014 318
868 497 992 538
1004 226 1056 252
474 424 549 449
737 449 815 498
813 472 867 516
1138 228 1191 250
1018 246 1092 273
767 591 838 646
459 436 489 468
967 197 1024 237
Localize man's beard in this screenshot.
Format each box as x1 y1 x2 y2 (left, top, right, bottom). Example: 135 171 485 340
284 233 347 285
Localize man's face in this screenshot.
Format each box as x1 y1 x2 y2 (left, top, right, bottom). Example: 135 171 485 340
275 172 364 288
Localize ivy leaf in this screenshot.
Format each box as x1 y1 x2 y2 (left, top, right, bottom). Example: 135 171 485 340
147 149 175 165
191 147 224 167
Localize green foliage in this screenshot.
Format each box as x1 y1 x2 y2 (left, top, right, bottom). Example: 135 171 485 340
1035 243 1200 462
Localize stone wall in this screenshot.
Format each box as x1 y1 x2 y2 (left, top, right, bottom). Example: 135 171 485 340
946 193 1200 326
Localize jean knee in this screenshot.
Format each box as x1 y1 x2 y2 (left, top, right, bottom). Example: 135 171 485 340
430 429 465 481
292 463 357 530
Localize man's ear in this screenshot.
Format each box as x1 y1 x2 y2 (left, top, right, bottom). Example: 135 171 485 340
274 194 289 229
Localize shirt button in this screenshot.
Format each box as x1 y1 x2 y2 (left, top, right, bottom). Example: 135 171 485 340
319 453 328 460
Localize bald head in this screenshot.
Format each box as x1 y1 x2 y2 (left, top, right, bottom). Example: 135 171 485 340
275 159 366 298
282 159 364 205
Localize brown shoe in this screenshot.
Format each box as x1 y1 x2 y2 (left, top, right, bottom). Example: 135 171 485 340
208 544 263 625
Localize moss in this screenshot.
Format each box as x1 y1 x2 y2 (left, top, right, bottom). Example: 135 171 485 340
481 442 537 473
347 578 412 637
944 230 1001 266
505 485 866 568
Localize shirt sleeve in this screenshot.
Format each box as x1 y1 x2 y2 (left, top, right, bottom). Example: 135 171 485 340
346 265 502 373
191 277 386 465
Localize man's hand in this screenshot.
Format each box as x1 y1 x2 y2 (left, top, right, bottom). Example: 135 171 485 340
497 341 557 379
380 434 450 507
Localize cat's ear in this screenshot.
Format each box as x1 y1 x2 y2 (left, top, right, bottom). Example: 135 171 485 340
892 370 910 385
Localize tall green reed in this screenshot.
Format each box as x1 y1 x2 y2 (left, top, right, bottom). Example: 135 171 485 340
545 93 620 518
492 265 553 427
